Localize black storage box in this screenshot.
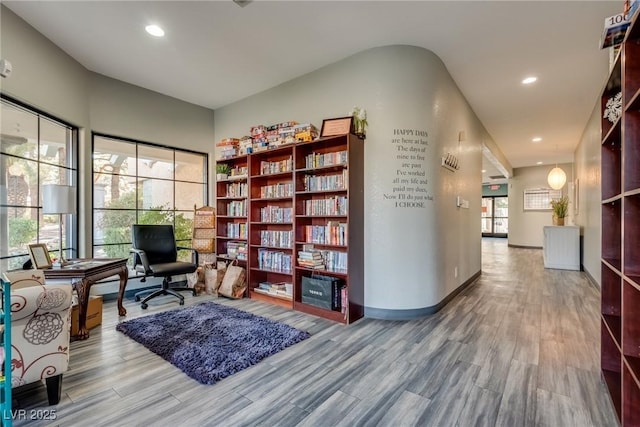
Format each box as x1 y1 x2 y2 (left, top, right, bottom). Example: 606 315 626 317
301 275 343 310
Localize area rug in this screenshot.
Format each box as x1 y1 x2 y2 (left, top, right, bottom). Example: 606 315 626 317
115 301 310 384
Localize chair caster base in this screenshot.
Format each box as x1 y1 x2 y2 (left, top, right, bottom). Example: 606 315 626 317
179 300 184 305
141 303 148 309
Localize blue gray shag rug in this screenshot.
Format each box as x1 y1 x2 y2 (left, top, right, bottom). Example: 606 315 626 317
116 301 310 384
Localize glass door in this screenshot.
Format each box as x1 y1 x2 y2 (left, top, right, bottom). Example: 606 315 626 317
482 196 508 237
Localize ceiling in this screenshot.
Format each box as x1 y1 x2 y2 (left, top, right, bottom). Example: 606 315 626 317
2 1 621 183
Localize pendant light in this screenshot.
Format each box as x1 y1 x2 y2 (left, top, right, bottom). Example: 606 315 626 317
547 166 567 190
547 145 566 190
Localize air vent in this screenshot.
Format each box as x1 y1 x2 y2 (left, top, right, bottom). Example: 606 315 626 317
233 0 252 7
489 175 505 180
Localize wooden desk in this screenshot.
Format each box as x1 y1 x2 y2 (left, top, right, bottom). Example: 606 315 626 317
44 258 129 340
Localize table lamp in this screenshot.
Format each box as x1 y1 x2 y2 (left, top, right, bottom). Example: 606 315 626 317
42 184 76 268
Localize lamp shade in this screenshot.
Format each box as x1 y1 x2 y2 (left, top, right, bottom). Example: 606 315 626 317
547 167 567 190
42 184 76 214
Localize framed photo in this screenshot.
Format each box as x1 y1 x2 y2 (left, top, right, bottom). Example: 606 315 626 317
28 243 52 269
320 116 353 137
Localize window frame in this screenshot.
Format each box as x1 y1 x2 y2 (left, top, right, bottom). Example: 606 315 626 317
0 94 78 271
91 132 209 260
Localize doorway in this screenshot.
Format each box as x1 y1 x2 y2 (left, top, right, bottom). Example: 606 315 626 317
482 196 508 237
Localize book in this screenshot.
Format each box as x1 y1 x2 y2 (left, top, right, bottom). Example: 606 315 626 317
601 12 631 49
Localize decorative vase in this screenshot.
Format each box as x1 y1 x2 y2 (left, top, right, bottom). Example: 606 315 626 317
553 216 565 226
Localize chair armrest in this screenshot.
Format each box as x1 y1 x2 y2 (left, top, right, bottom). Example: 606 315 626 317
177 246 199 266
130 248 151 273
11 283 73 322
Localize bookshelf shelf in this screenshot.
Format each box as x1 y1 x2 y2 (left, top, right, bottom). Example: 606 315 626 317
601 16 640 424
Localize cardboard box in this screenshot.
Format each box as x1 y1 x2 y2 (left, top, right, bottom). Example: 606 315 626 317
71 295 103 336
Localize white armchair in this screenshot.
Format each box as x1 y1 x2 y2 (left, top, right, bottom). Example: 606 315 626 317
3 270 73 405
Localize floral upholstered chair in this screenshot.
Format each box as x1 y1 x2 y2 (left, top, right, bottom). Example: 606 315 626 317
3 269 73 405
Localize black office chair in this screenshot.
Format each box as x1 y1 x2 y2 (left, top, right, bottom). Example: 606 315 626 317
130 224 198 309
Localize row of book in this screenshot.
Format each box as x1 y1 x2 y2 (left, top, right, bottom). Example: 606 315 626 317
259 205 293 223
297 247 348 272
217 121 322 159
322 250 348 273
257 249 293 273
302 222 347 246
260 230 293 248
256 281 293 297
229 166 249 178
225 222 247 239
251 122 319 152
226 182 248 198
260 182 293 199
304 150 348 169
304 196 348 216
225 200 247 217
260 157 293 175
303 171 347 192
226 241 247 260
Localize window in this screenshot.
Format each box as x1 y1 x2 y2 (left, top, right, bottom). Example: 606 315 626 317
0 96 78 271
92 134 208 262
523 188 562 210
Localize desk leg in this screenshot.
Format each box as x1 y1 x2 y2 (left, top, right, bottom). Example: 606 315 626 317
117 265 129 317
74 278 92 341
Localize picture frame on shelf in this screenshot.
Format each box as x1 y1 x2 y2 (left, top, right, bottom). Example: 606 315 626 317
28 243 52 269
320 116 353 137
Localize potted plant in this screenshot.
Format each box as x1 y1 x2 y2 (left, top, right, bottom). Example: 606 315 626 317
216 164 230 180
350 106 368 139
550 195 569 226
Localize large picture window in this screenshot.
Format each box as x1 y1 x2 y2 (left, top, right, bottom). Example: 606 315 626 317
92 133 208 261
0 96 78 271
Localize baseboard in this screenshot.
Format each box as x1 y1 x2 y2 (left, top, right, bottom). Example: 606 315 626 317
583 266 600 290
364 270 481 320
100 279 189 302
507 244 542 249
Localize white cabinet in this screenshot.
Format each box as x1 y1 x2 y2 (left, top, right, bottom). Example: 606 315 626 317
543 225 580 270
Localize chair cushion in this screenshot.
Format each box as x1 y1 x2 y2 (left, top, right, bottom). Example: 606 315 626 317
150 261 197 277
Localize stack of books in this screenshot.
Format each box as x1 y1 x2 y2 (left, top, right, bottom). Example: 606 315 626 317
297 246 325 270
217 138 239 159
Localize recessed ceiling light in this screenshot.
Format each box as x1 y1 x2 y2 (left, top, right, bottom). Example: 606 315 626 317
532 137 542 142
145 25 165 37
522 76 537 85
537 161 543 165
482 169 486 173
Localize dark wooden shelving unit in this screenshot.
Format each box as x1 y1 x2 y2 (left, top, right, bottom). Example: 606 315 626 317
600 13 640 425
292 133 364 324
215 134 364 324
246 145 295 309
215 154 248 266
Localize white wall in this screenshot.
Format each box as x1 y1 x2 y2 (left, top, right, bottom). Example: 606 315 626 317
1 7 216 295
508 163 574 248
574 103 602 284
215 45 490 317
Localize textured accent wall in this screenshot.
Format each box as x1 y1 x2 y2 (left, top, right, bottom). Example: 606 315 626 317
215 45 491 316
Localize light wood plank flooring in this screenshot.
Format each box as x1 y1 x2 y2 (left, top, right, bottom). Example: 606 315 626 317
12 238 618 426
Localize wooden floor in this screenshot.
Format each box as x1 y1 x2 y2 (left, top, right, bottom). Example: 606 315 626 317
13 238 618 426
